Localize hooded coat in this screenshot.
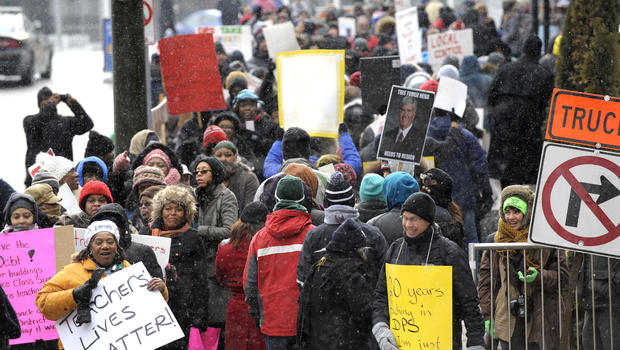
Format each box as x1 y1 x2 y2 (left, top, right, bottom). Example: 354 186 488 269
460 55 493 109
2 192 39 233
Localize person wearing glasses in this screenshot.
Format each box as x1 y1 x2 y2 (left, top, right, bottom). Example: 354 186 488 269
131 184 165 232
190 156 239 346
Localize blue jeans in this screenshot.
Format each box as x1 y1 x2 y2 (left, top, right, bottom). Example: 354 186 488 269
264 335 297 350
463 209 479 245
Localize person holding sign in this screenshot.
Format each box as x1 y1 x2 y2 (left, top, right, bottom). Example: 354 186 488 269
372 192 485 350
36 220 167 348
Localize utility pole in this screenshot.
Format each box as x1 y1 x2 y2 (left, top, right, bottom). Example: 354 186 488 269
112 0 147 154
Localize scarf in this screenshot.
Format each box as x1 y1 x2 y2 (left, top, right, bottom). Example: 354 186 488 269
151 221 190 238
495 218 540 269
273 199 307 213
41 206 61 223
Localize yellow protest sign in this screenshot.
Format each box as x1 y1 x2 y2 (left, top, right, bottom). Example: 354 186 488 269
385 263 452 349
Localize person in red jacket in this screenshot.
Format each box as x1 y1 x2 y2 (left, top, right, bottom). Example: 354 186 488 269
216 202 269 350
244 175 315 350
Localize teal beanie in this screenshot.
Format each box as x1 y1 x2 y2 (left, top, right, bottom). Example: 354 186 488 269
360 173 385 202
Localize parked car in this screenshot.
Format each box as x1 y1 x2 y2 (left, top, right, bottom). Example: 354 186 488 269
0 7 53 85
174 9 222 35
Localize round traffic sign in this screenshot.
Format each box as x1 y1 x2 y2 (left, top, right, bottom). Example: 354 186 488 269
144 1 153 26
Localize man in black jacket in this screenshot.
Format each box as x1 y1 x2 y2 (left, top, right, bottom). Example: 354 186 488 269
23 87 94 186
372 192 485 350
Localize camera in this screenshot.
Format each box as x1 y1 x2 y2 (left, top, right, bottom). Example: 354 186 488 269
60 94 68 102
510 295 532 319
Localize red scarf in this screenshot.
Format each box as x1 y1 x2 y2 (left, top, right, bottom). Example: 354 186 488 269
151 222 190 238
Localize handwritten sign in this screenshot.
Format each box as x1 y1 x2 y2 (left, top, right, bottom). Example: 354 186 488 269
73 228 87 253
433 76 468 117
56 262 183 350
0 229 59 344
396 7 422 65
427 29 473 71
385 263 452 349
197 25 253 63
131 234 171 276
159 33 226 114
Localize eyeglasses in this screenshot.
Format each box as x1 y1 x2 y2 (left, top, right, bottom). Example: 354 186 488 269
194 169 212 176
139 202 152 207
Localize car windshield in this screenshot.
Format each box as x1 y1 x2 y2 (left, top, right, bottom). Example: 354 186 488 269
0 13 25 33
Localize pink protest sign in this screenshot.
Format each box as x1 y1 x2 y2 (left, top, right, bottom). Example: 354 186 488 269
0 228 59 344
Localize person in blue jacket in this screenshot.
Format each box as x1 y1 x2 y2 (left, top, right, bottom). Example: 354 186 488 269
76 156 109 187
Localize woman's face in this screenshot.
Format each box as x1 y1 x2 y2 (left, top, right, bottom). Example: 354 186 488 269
90 232 118 267
195 162 213 188
162 202 185 229
146 158 169 176
217 120 235 139
84 194 109 217
504 207 524 230
139 196 153 221
214 148 236 164
238 100 257 121
10 208 34 227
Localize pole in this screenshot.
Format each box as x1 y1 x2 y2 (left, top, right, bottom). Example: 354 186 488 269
543 0 550 53
532 0 539 35
112 0 147 154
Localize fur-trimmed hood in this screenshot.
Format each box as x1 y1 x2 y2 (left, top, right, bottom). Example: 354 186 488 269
151 185 197 224
499 185 534 228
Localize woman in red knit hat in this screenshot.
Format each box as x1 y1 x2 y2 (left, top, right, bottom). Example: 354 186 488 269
55 180 113 228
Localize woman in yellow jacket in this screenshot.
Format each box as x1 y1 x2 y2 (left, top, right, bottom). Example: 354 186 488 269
35 220 167 348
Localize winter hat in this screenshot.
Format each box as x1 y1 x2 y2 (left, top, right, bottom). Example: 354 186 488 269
214 141 238 154
139 185 165 201
419 80 439 93
401 192 436 224
129 130 159 156
78 180 113 211
315 154 342 168
84 130 114 158
522 34 542 59
420 168 453 208
4 193 37 224
353 38 368 51
132 165 165 190
331 218 367 249
37 153 75 181
503 196 527 216
232 89 259 109
37 86 52 107
499 185 534 228
349 71 361 87
360 173 385 202
240 201 269 224
203 125 228 148
84 220 120 247
215 41 226 55
77 156 109 186
144 149 172 169
333 163 357 187
324 171 355 208
225 71 248 90
275 175 305 203
282 127 311 160
283 163 318 198
437 64 460 81
383 172 420 210
24 184 62 206
31 169 60 193
191 156 226 185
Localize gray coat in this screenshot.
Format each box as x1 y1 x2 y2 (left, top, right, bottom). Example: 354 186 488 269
223 162 259 215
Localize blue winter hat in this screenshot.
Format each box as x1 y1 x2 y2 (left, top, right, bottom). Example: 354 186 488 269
76 156 109 187
383 172 419 210
360 173 385 202
232 89 263 109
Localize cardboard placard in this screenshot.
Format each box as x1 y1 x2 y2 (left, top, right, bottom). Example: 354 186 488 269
385 263 452 349
360 56 401 116
396 7 422 65
197 25 253 63
433 76 468 117
427 29 473 71
263 21 300 59
159 33 226 115
58 183 81 215
277 50 345 138
56 262 183 350
377 85 435 164
338 17 356 38
54 226 75 272
131 234 171 276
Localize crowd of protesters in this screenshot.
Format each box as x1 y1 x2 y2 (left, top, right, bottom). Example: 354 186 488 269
0 0 584 349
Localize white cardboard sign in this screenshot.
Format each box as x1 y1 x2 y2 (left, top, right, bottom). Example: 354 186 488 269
55 262 183 350
263 21 300 59
396 7 421 66
58 184 81 215
427 29 473 71
338 17 356 38
131 234 171 276
197 25 253 62
73 228 87 252
433 76 468 117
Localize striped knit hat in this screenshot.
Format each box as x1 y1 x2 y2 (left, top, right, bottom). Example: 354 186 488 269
132 165 165 190
324 171 355 208
144 149 171 169
203 125 228 148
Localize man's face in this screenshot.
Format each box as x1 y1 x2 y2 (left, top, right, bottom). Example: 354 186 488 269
399 102 415 129
402 211 430 238
238 100 257 120
357 17 369 33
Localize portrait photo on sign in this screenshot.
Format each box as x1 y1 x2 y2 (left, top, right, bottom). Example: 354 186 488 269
377 85 434 164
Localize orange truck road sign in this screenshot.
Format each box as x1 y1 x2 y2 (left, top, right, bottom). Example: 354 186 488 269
546 89 620 151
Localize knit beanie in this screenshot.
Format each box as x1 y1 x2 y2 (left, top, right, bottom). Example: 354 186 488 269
331 218 367 249
383 172 420 210
36 153 75 181
360 173 385 202
4 193 37 224
132 165 165 190
275 175 305 202
522 34 542 59
324 171 355 208
77 156 109 186
24 184 62 206
225 71 248 90
283 163 318 199
37 86 52 107
84 220 120 247
315 154 343 168
233 89 259 108
240 201 269 224
31 169 60 193
144 149 172 169
420 168 453 208
282 127 311 160
349 71 361 87
84 130 114 158
214 141 238 155
78 180 113 211
401 192 436 224
333 163 357 187
203 125 228 148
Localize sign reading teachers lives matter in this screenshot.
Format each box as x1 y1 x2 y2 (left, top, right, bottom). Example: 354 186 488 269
385 264 452 349
56 262 183 350
377 85 435 164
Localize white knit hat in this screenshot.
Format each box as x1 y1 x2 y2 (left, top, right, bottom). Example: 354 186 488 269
36 153 75 181
84 220 120 247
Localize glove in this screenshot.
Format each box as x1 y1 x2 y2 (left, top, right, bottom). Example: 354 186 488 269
518 267 538 283
467 346 485 350
73 268 105 303
338 122 348 135
113 151 130 172
372 322 398 350
485 319 497 339
164 264 178 284
164 168 181 185
275 127 284 141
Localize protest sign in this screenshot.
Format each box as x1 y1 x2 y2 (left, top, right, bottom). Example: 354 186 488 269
56 262 183 350
427 29 473 71
131 234 171 276
197 25 253 62
54 226 75 272
263 22 300 59
385 263 452 349
396 7 422 66
58 184 81 215
277 50 344 138
73 228 87 253
159 33 226 115
395 0 413 12
377 86 435 164
338 17 356 38
360 56 401 116
433 76 468 117
0 228 59 344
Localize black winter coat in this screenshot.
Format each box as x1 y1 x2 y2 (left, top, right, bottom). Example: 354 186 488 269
367 207 403 246
0 285 20 348
357 200 388 223
373 225 485 349
298 241 373 350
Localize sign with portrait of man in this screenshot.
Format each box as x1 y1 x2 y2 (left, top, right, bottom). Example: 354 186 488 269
377 85 435 164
